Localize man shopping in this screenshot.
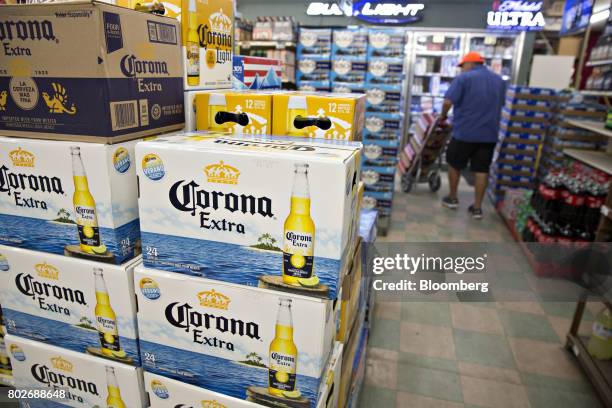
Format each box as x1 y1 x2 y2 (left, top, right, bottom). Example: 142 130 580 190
439 52 506 219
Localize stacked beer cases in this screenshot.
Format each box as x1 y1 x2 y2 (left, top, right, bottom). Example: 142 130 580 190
297 28 333 92
362 28 408 227
539 93 608 175
134 131 362 407
0 2 186 406
331 27 369 94
0 308 13 386
489 86 556 201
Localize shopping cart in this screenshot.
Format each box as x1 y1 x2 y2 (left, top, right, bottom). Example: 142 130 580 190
399 113 452 193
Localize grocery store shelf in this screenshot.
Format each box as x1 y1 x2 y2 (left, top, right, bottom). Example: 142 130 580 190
586 59 612 67
238 40 296 49
581 90 612 97
415 50 461 56
413 72 456 78
565 120 612 139
564 149 612 175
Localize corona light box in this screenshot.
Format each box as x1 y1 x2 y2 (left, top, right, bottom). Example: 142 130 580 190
136 133 361 300
144 342 343 408
0 245 141 366
0 137 140 264
135 266 336 407
0 1 184 143
5 334 146 408
272 92 366 141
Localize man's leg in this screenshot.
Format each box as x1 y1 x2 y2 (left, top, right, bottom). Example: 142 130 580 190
448 165 460 200
473 172 488 209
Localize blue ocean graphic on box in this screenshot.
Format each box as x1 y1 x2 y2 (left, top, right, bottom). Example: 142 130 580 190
141 340 318 403
0 215 140 264
3 310 140 366
142 231 341 299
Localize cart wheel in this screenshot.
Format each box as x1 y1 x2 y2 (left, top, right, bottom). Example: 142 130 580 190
401 174 413 193
428 172 441 192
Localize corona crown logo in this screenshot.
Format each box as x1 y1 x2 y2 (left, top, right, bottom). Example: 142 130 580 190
51 356 73 372
209 9 232 34
35 263 59 280
9 148 35 167
202 400 227 408
204 160 240 185
197 289 230 310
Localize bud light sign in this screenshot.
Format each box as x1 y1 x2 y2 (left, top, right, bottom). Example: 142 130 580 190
306 1 425 24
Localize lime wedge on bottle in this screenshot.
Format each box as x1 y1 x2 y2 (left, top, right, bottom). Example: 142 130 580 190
282 390 301 399
92 245 107 255
112 349 127 359
298 276 320 288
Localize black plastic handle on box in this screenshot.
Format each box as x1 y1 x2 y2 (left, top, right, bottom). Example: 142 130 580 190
215 111 250 127
293 116 332 130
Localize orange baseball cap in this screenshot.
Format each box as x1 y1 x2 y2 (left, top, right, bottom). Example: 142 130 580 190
458 52 485 66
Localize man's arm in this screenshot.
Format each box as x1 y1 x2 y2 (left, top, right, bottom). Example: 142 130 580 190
440 99 453 121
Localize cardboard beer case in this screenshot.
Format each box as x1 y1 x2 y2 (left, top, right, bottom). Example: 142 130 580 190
0 245 141 366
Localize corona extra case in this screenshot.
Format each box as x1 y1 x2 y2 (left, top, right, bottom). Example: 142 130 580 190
0 1 184 143
135 266 336 407
136 133 361 300
5 334 146 408
272 92 365 141
144 342 343 408
0 137 140 264
0 245 141 366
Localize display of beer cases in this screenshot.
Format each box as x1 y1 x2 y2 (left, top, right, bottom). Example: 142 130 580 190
507 85 558 100
0 325 12 385
330 58 368 84
361 161 396 187
332 27 368 58
0 1 184 143
298 81 332 93
337 241 362 343
367 28 406 59
137 133 361 300
0 246 141 366
0 137 140 264
189 90 274 134
501 108 552 123
297 56 332 87
6 334 146 408
337 307 366 408
332 82 366 94
365 87 404 114
272 92 365 140
144 341 344 408
135 266 336 406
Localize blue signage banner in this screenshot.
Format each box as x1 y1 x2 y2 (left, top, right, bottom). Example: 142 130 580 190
486 1 546 32
560 0 594 36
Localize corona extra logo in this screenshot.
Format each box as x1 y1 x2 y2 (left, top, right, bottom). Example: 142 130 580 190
0 19 56 42
51 356 73 372
120 55 170 78
202 400 227 408
9 148 35 167
197 289 230 310
15 273 87 305
204 161 240 185
35 263 59 280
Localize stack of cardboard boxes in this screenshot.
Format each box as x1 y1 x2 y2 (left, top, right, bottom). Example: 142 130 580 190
297 28 333 92
0 2 185 406
489 86 556 201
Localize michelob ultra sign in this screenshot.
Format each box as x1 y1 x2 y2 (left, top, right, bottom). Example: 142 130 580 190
136 132 361 300
0 245 141 366
0 137 141 264
0 1 184 142
135 266 336 406
5 334 146 408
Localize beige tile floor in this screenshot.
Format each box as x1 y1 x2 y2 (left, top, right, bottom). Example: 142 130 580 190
358 175 603 408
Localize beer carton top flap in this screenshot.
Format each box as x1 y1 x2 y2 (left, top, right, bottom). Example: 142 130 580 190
138 133 362 163
0 135 137 149
135 265 330 305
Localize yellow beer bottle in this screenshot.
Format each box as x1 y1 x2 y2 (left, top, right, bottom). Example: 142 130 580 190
282 163 315 285
94 268 123 358
105 366 127 408
0 326 11 375
268 298 298 396
287 96 309 137
186 0 200 86
208 93 229 131
71 147 101 254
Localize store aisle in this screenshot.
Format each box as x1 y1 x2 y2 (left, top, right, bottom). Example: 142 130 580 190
359 174 602 408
